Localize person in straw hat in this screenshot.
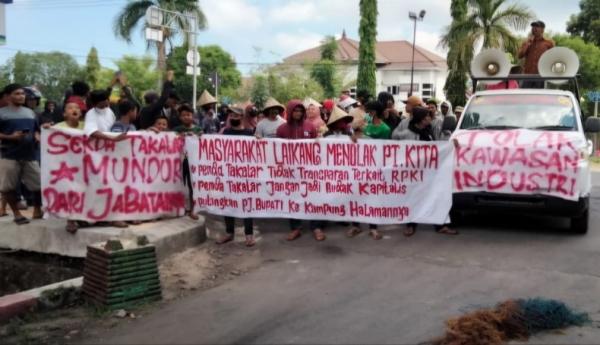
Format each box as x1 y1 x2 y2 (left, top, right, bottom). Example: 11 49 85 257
216 106 257 247
198 90 220 134
323 106 353 138
255 97 286 139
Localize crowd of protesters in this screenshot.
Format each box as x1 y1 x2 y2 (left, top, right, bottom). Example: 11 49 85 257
0 70 464 246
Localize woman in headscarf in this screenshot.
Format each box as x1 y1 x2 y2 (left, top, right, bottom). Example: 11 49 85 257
394 106 457 237
304 98 326 136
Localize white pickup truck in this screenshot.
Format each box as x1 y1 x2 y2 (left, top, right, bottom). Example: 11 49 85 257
449 88 600 233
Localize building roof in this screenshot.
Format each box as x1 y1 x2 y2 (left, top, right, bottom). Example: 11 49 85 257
283 31 446 70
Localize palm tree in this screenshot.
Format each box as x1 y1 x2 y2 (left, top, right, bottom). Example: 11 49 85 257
114 0 207 76
442 0 533 63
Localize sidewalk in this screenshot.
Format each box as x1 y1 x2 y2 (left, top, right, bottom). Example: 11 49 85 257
0 210 206 262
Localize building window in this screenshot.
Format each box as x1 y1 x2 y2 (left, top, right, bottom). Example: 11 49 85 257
422 83 434 98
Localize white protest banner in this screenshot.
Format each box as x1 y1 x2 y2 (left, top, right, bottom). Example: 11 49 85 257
452 129 584 201
41 128 187 221
186 135 454 224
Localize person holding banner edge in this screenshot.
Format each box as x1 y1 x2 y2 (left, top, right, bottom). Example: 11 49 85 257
394 106 457 236
276 100 326 241
216 106 257 247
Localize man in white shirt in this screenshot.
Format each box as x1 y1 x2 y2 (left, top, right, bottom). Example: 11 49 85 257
84 90 127 142
255 98 286 139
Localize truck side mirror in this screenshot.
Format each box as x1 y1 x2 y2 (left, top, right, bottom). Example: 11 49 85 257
442 115 457 132
584 117 600 133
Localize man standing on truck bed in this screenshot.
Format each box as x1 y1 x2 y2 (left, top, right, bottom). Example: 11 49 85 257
518 20 554 88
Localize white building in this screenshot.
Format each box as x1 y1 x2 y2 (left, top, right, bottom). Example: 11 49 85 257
282 31 448 103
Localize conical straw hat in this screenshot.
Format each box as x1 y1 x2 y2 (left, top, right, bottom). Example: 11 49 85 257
198 90 217 107
349 107 367 130
327 106 353 126
304 97 322 108
263 97 285 113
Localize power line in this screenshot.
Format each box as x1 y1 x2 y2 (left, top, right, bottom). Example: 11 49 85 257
0 46 322 66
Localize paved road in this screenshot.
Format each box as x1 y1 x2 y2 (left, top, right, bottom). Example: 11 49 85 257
85 174 600 344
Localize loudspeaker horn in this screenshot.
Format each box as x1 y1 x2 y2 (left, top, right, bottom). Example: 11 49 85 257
538 47 579 84
470 48 511 85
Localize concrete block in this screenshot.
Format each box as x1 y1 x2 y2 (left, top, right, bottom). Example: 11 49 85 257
0 293 37 323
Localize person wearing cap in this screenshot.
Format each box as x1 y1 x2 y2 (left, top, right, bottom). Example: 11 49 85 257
305 98 326 136
454 106 464 120
276 100 325 241
0 84 44 225
377 92 401 131
337 96 359 113
321 99 335 123
216 106 256 247
255 97 286 139
518 21 555 79
392 95 423 139
198 90 220 134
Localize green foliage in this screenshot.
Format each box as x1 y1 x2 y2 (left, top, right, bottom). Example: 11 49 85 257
443 0 469 107
441 0 534 55
85 47 101 89
114 55 159 100
357 0 377 97
441 0 534 106
567 0 600 46
3 51 81 102
310 36 340 99
259 66 324 105
113 0 207 72
250 75 269 109
553 34 600 115
166 45 242 104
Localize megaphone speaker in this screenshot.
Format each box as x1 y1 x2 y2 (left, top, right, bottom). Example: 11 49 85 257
470 48 511 85
538 47 579 84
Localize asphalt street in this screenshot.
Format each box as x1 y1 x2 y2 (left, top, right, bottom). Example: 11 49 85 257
83 172 600 345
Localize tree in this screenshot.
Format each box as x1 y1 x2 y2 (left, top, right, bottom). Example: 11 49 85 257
310 36 340 98
113 0 207 75
114 55 159 100
85 47 101 89
357 0 377 97
166 44 241 104
441 0 533 60
553 34 600 115
567 0 600 46
250 75 269 109
443 0 469 107
4 51 81 101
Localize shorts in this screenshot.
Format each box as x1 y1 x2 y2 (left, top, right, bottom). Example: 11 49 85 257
0 159 41 193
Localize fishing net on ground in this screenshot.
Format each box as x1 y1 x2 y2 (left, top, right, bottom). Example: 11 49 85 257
431 298 589 345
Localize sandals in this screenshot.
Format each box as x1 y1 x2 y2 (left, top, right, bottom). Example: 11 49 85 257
186 210 199 220
346 227 362 238
14 217 30 225
313 229 326 241
403 225 416 237
287 229 302 241
216 234 234 245
436 226 459 235
65 221 79 234
245 235 256 247
369 229 383 240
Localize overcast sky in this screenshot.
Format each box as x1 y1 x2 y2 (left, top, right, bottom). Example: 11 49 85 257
0 0 582 74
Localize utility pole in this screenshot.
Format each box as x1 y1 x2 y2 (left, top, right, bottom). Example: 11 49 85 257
145 6 200 109
408 10 425 97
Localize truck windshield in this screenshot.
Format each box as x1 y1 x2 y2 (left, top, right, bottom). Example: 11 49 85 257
460 94 577 131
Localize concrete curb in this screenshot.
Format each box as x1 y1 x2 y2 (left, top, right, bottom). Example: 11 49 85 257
0 277 83 323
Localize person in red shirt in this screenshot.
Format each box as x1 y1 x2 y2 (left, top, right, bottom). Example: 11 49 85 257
276 100 325 241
